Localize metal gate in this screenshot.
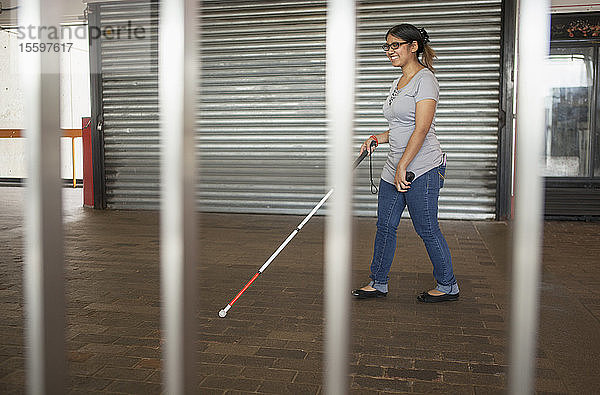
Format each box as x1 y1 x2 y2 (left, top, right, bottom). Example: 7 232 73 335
97 0 502 219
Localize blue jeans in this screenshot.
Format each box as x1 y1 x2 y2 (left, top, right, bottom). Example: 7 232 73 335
369 164 459 294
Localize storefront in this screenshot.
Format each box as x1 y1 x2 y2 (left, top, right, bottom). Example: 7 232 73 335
545 12 600 218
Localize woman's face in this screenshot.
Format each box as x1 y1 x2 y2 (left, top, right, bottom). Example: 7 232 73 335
384 34 417 67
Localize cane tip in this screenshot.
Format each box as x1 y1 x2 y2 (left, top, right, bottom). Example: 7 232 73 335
218 309 227 318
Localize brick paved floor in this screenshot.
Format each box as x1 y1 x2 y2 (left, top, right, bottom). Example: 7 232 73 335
0 187 599 394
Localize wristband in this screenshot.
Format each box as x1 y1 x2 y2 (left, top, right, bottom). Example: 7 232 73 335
369 135 379 147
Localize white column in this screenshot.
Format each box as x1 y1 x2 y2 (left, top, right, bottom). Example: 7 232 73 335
509 0 550 394
324 0 355 393
20 0 66 393
159 0 198 393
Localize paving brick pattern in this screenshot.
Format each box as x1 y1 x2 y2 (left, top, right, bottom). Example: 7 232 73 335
1 187 599 394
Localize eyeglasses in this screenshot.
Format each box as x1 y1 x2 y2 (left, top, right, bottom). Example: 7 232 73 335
382 41 410 51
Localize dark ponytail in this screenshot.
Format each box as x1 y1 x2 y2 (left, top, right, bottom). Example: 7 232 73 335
386 24 437 71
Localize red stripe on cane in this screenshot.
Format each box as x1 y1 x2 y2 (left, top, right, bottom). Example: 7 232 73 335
228 272 261 306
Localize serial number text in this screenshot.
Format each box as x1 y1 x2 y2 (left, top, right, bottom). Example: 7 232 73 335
19 43 74 53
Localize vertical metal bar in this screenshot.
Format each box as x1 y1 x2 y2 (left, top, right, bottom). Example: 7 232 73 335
159 0 197 393
87 4 106 209
509 0 550 393
498 0 518 220
592 46 600 178
324 0 355 393
20 0 65 393
72 137 76 188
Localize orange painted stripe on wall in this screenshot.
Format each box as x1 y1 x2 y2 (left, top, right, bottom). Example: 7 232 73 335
0 129 82 138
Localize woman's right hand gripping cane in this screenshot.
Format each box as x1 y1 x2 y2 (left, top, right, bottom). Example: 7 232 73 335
360 131 389 156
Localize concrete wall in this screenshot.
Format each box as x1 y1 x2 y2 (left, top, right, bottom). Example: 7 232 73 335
0 30 24 129
0 26 90 180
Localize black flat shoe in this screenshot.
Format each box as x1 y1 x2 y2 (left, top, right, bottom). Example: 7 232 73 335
417 291 459 303
352 288 387 299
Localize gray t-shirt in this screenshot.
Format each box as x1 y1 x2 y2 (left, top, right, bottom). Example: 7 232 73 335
380 68 443 185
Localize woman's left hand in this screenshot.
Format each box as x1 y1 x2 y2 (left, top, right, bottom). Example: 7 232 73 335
394 166 411 192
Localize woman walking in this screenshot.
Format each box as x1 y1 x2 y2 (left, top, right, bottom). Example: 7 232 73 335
352 24 459 303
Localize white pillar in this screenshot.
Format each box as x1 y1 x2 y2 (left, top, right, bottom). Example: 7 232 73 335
159 0 198 393
510 0 550 393
324 0 355 393
20 0 66 393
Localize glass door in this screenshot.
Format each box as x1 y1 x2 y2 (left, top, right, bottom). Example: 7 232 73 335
545 46 594 178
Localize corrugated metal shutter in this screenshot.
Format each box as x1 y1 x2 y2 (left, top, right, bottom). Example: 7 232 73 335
98 0 501 219
197 0 501 219
545 186 600 219
197 1 328 215
99 1 160 209
356 0 501 219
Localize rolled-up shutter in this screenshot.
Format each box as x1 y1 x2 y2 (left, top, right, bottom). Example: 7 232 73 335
197 0 501 219
98 0 502 219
